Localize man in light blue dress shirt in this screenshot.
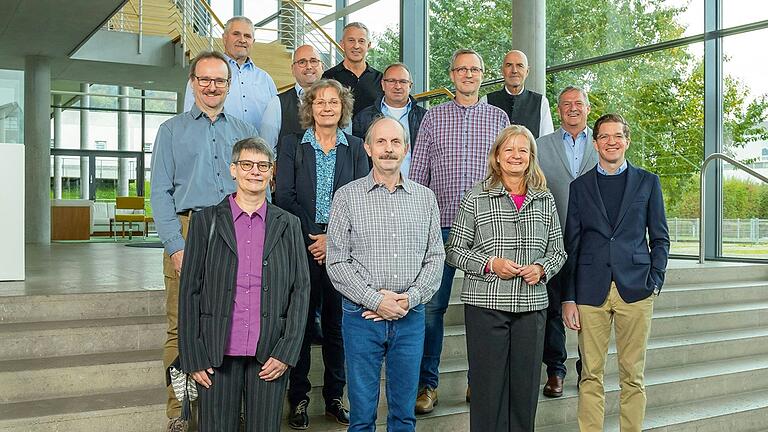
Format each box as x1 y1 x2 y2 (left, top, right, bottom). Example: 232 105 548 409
183 16 277 133
536 86 598 399
151 51 257 432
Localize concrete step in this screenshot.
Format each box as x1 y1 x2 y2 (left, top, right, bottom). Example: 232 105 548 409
0 349 164 403
653 280 768 310
534 353 768 427
0 316 165 361
0 291 165 324
299 396 470 431
0 388 166 432
537 388 768 432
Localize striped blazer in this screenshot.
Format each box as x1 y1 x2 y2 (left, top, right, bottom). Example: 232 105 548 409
178 197 310 373
445 179 567 313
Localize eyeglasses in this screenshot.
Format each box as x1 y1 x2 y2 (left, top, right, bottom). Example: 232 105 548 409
293 58 322 68
234 160 273 172
193 75 229 88
596 133 627 143
382 78 412 86
451 66 483 75
313 99 341 108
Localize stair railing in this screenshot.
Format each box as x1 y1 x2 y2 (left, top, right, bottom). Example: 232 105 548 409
699 153 768 263
279 0 344 67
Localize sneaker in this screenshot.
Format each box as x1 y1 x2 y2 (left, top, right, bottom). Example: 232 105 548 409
325 398 350 425
166 417 189 432
288 400 310 430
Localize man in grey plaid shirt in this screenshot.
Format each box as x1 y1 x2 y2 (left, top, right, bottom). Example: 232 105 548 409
326 116 444 431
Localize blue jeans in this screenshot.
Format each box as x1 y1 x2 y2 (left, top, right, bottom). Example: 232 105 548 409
418 228 456 389
342 298 425 432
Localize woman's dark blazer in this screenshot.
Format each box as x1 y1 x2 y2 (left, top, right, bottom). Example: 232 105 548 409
178 197 310 373
274 131 370 244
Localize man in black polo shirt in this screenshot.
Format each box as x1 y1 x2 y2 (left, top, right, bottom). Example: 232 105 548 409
323 22 383 116
261 44 324 154
483 49 554 138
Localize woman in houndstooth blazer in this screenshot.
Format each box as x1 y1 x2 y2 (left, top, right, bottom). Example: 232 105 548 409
445 125 567 432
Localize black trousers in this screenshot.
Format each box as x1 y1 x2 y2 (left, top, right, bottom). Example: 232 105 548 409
543 273 568 378
287 253 345 407
465 304 546 432
197 355 287 432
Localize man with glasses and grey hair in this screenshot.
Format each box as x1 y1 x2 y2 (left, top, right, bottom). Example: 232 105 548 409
536 86 599 399
409 48 509 414
352 62 427 176
151 50 258 432
183 16 277 132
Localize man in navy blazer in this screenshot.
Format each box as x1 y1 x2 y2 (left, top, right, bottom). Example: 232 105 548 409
561 113 669 432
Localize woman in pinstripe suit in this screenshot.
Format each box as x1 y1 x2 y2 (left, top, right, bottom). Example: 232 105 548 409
178 137 310 432
445 125 567 432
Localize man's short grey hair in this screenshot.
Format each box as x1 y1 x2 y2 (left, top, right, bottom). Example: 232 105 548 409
231 137 274 163
224 16 254 33
558 86 591 107
449 48 485 72
383 62 411 78
365 115 409 147
343 22 370 39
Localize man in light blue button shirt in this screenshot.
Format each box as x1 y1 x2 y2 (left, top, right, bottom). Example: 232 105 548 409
536 85 599 399
183 16 277 132
151 50 257 431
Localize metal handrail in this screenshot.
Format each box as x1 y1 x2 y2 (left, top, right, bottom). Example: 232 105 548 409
414 87 455 101
284 0 343 55
699 152 768 263
194 0 224 29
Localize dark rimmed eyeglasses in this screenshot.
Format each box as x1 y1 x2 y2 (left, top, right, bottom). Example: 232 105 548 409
234 160 273 172
193 75 229 88
293 58 322 68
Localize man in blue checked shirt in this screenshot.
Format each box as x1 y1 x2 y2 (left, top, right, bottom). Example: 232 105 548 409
151 50 258 432
327 116 444 432
183 16 277 133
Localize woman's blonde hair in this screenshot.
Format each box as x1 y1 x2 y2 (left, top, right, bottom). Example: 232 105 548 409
485 125 547 191
298 79 354 129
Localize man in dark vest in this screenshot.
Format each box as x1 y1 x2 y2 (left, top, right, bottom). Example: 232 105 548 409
483 50 554 138
261 44 325 154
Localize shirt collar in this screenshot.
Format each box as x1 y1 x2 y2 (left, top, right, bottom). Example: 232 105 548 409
596 160 628 176
189 104 228 122
364 170 413 194
450 98 482 110
224 53 253 70
504 86 526 96
301 128 350 147
560 127 587 141
294 83 304 97
381 98 412 114
229 193 267 221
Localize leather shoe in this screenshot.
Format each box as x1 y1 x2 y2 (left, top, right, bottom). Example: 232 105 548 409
288 400 309 430
543 375 564 398
415 387 438 414
325 398 350 425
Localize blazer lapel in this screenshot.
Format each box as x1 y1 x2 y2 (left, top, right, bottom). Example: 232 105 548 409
577 127 596 175
263 205 288 258
553 132 576 180
587 168 612 227
333 143 351 192
613 163 642 231
216 201 237 254
301 141 318 196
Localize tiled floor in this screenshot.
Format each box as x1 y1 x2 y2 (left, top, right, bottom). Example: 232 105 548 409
0 243 165 297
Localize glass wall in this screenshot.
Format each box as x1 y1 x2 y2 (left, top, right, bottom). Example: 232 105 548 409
50 86 177 235
0 69 24 145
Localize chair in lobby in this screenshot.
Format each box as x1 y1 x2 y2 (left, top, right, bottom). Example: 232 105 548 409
111 196 146 240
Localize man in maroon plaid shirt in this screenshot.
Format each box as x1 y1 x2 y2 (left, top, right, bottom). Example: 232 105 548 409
409 48 510 414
